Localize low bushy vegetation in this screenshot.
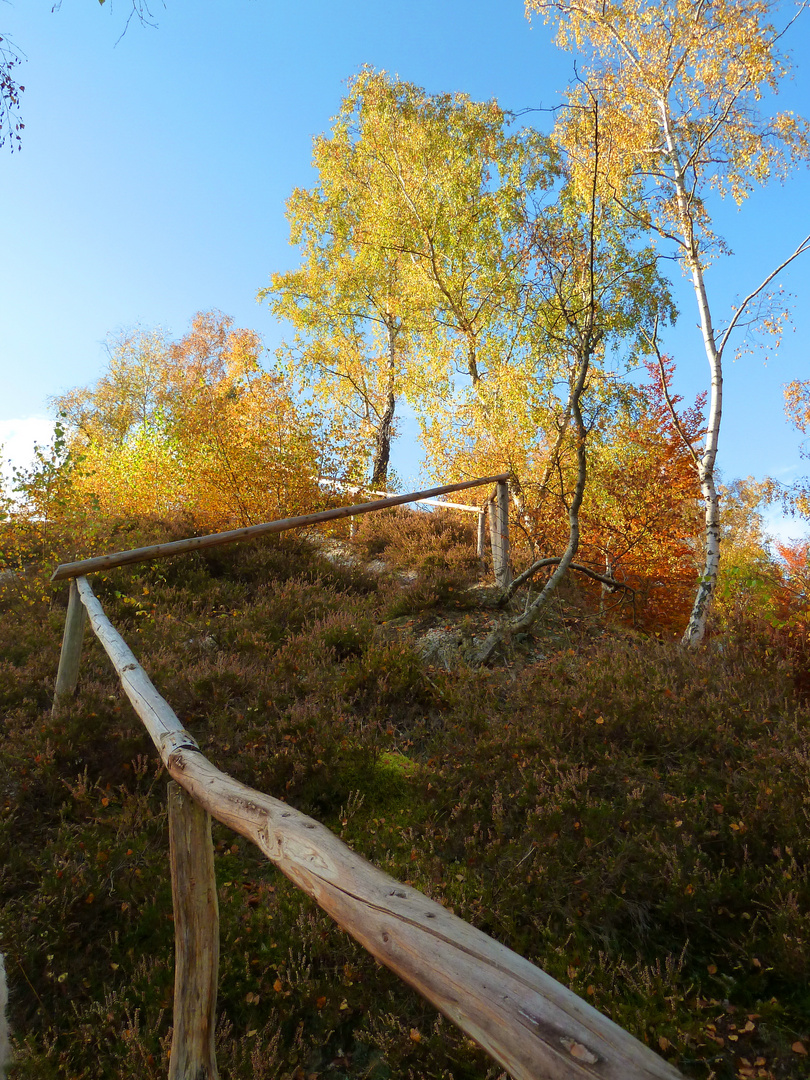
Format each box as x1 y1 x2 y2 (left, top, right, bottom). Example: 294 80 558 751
1 510 809 1079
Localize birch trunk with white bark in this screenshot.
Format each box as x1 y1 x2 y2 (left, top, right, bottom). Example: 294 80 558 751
658 99 723 647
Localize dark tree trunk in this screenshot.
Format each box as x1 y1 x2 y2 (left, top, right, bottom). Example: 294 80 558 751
370 321 398 489
370 388 396 489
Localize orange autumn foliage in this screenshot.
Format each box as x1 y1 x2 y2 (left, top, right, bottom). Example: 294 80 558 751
431 359 704 635
577 360 705 632
55 311 361 529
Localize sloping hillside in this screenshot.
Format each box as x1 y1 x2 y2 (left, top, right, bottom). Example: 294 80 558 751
1 510 809 1078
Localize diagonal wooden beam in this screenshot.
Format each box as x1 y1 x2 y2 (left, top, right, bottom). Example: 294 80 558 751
51 474 511 582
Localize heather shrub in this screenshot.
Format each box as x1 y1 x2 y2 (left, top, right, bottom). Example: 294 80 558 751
0 514 808 1078
353 507 480 578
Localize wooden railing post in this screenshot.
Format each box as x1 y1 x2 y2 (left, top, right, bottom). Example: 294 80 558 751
168 781 220 1080
476 507 487 571
52 578 87 714
488 481 511 589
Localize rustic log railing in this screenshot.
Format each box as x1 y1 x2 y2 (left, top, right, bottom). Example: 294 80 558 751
52 476 511 709
51 474 511 583
50 475 683 1080
315 477 498 568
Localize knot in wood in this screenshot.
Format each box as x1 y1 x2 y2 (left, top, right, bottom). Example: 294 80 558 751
559 1037 599 1065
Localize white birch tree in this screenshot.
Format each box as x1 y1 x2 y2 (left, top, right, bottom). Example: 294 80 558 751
528 0 810 645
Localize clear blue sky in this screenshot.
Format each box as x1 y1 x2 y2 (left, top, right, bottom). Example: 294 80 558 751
1 0 809 533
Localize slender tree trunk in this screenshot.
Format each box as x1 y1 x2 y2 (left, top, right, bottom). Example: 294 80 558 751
683 298 723 647
472 347 590 665
600 552 613 615
466 334 480 384
658 100 723 647
471 99 600 665
684 464 722 645
370 390 396 488
370 323 397 489
507 478 541 558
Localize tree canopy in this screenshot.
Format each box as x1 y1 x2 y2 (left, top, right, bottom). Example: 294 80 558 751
527 0 810 644
7 11 807 649
52 311 360 526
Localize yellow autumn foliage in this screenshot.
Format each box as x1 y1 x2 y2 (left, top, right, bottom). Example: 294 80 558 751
54 311 362 529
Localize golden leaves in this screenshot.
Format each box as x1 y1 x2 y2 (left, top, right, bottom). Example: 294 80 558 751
530 0 809 254
784 379 810 434
265 68 563 483
53 311 347 529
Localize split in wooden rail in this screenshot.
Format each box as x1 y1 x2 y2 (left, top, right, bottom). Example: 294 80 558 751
53 572 684 1080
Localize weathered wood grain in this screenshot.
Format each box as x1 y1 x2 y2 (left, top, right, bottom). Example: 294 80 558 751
168 781 220 1080
52 578 87 713
51 474 510 582
74 575 684 1080
489 480 512 589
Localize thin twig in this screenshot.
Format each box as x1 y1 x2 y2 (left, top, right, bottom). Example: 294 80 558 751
717 233 810 360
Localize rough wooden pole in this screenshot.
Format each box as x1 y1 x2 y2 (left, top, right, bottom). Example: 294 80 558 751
168 781 220 1080
52 578 87 713
488 481 512 589
497 481 511 585
77 574 685 1080
477 506 487 571
51 473 511 582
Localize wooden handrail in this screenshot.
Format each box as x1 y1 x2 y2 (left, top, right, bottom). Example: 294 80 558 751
322 481 484 513
71 574 683 1080
51 474 510 582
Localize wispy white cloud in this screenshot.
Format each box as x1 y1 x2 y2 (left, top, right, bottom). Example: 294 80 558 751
763 505 809 547
769 461 805 482
0 417 56 493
